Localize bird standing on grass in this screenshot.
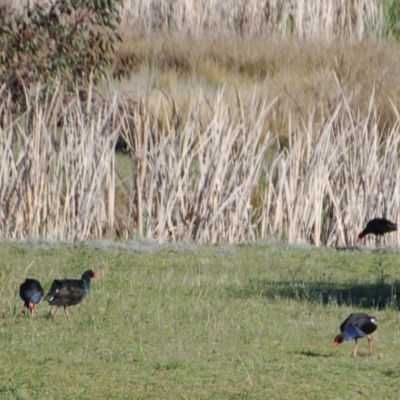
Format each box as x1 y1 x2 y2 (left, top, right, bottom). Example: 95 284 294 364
19 278 44 317
334 313 377 357
357 218 397 245
45 270 98 321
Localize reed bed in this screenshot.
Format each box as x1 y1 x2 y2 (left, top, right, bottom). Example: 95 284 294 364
0 85 120 241
12 0 388 40
117 88 277 243
260 90 400 246
1 81 399 245
121 0 382 40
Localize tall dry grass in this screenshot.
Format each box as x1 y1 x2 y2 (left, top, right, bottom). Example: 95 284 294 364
2 4 399 246
117 88 277 243
121 0 381 40
260 87 400 246
117 35 400 141
0 84 119 240
12 0 383 40
117 83 400 246
1 81 399 246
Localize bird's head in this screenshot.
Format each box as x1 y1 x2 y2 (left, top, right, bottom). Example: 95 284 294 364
356 235 362 243
28 301 34 312
82 270 98 279
333 335 343 348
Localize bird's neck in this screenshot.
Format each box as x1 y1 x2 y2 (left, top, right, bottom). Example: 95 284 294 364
82 277 91 289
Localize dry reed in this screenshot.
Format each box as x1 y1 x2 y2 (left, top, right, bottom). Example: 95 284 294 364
0 85 119 241
1 81 398 246
121 0 382 40
11 0 386 41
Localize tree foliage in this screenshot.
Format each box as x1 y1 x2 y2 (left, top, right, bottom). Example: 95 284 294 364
0 0 129 104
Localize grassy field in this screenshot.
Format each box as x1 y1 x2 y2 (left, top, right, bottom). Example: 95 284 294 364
1 241 400 399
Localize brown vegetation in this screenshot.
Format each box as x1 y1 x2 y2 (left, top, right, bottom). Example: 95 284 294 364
1 1 399 245
121 0 381 40
117 34 400 138
1 73 399 245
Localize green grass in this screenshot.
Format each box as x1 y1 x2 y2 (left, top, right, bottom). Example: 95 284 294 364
1 241 400 399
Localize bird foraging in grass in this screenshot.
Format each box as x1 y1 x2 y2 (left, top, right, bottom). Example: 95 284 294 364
334 313 377 357
357 218 397 245
19 278 44 317
45 270 97 321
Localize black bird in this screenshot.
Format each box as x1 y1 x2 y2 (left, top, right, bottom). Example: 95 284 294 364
334 313 378 357
45 270 98 321
19 278 44 317
357 218 397 244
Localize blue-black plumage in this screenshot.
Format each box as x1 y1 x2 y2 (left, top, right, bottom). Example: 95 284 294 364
19 278 44 317
334 313 377 357
45 269 98 321
357 218 397 244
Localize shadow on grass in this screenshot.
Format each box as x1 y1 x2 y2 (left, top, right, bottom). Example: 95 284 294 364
334 246 361 251
230 278 399 309
294 350 332 358
382 369 400 378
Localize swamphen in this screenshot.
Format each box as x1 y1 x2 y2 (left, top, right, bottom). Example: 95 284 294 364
334 313 378 357
45 269 98 321
19 278 44 317
357 218 397 244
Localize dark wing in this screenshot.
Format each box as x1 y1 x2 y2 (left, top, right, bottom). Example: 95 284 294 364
366 218 397 235
339 313 355 332
45 279 87 306
340 313 377 336
382 219 397 232
357 319 378 335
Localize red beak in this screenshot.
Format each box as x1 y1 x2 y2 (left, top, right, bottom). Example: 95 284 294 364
28 301 34 317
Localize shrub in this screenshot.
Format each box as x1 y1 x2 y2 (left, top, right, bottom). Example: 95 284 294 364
0 0 131 106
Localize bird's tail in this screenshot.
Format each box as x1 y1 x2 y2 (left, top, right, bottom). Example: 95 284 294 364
44 294 54 302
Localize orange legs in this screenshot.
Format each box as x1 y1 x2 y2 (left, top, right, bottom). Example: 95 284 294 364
353 339 358 357
52 306 70 321
367 335 373 356
53 306 60 319
64 306 71 322
353 336 373 357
